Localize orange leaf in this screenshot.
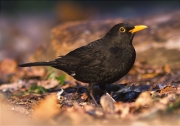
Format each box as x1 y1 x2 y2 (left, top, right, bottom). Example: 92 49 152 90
32 93 60 121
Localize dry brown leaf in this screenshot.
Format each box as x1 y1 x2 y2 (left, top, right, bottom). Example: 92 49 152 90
176 87 180 94
60 105 94 125
81 93 88 100
128 66 138 75
19 67 46 78
164 64 171 73
100 94 115 113
32 93 60 122
135 91 152 108
83 104 94 112
37 79 59 89
114 102 133 118
26 67 45 77
0 103 37 125
61 83 71 89
160 86 177 94
141 73 159 79
0 58 17 75
0 82 23 91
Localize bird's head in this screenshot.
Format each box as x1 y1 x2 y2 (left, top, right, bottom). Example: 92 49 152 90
106 23 148 45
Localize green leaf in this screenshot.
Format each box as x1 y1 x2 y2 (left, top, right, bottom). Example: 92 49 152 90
56 74 66 85
48 67 56 79
166 96 180 113
47 67 66 85
27 85 47 94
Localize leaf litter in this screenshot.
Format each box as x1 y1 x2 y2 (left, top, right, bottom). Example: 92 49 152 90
0 59 180 126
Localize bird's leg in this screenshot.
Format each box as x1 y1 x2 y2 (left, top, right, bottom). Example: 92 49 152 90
88 83 99 106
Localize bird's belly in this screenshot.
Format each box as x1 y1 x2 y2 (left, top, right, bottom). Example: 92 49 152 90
74 59 134 84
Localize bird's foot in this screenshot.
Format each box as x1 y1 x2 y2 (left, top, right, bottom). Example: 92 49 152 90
90 93 100 107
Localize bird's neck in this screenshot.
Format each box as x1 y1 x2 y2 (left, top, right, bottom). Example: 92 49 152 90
104 35 133 47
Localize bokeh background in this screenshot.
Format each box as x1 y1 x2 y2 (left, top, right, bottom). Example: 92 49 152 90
0 1 179 61
1 1 180 126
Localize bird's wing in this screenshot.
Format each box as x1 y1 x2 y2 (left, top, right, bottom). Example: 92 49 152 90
53 40 104 75
56 55 80 65
65 41 105 67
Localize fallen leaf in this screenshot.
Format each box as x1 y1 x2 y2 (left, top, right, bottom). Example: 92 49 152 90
22 67 45 77
160 86 177 94
141 73 159 79
37 79 59 89
164 64 171 73
114 102 133 118
100 94 115 113
81 93 88 100
0 82 24 91
0 58 17 75
32 93 60 122
135 91 152 108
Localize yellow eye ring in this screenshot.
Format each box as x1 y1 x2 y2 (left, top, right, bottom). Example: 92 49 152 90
119 27 126 32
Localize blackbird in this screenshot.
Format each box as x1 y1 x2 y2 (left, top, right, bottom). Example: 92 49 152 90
19 23 147 104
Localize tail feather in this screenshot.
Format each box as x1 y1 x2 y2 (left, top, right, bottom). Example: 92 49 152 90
19 61 57 67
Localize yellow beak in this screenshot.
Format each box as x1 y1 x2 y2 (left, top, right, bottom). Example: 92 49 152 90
129 25 148 33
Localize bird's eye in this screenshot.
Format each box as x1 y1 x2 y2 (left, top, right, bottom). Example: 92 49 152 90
119 27 126 32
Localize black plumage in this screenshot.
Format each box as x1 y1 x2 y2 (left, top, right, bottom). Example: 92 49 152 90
19 23 147 104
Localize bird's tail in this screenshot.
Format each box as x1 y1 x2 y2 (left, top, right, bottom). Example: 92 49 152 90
19 61 57 67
